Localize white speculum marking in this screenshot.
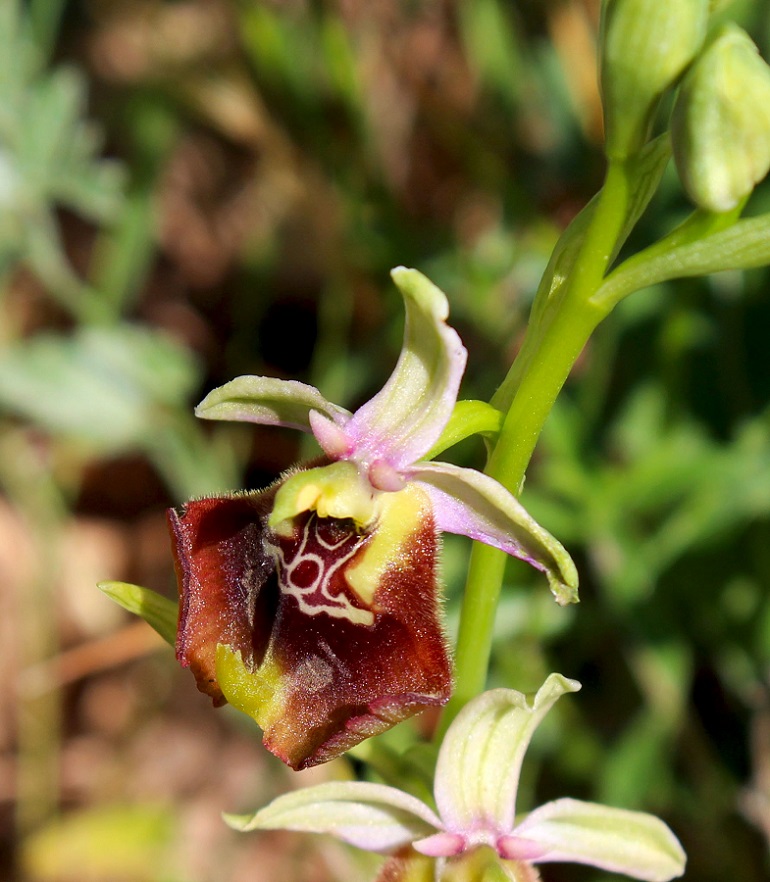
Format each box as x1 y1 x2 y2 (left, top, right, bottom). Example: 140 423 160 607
270 513 376 626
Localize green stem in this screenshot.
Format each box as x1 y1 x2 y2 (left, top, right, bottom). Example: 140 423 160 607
439 160 632 733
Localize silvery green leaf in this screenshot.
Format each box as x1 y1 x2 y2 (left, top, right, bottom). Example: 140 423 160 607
0 326 199 449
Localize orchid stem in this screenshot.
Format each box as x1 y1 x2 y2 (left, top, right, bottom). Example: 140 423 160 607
439 159 632 735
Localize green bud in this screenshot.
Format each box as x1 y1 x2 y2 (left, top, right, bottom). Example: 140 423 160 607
600 0 708 159
672 24 770 212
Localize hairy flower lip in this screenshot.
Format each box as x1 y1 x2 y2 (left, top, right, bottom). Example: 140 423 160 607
169 476 453 770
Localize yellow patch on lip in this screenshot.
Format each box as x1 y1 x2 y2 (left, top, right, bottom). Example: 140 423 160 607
268 462 432 611
344 483 431 607
269 461 377 535
216 643 285 730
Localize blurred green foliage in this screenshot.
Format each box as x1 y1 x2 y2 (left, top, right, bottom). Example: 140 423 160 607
2 1 769 881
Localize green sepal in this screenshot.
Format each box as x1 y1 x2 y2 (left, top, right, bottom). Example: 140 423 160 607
98 580 177 647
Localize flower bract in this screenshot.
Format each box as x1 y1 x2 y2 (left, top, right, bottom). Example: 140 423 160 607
168 268 578 769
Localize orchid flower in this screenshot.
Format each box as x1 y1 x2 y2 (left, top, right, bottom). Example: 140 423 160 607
167 268 578 769
227 675 686 882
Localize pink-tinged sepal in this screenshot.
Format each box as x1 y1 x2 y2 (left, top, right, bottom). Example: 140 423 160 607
194 376 351 432
219 489 452 769
408 462 579 605
167 491 278 706
343 267 467 470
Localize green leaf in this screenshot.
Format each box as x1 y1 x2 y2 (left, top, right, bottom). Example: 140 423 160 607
0 0 124 314
0 325 200 450
492 197 598 413
98 581 177 647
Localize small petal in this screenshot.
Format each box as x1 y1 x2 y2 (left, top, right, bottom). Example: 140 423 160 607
309 409 354 458
195 375 351 432
513 798 686 882
413 832 466 857
226 781 441 852
408 462 578 604
433 676 581 838
496 836 548 863
343 268 467 470
369 460 408 492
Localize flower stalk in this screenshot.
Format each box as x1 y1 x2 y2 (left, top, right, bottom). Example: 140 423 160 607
445 158 633 728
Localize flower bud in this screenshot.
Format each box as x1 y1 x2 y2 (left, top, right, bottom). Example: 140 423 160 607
600 0 708 159
672 24 770 212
